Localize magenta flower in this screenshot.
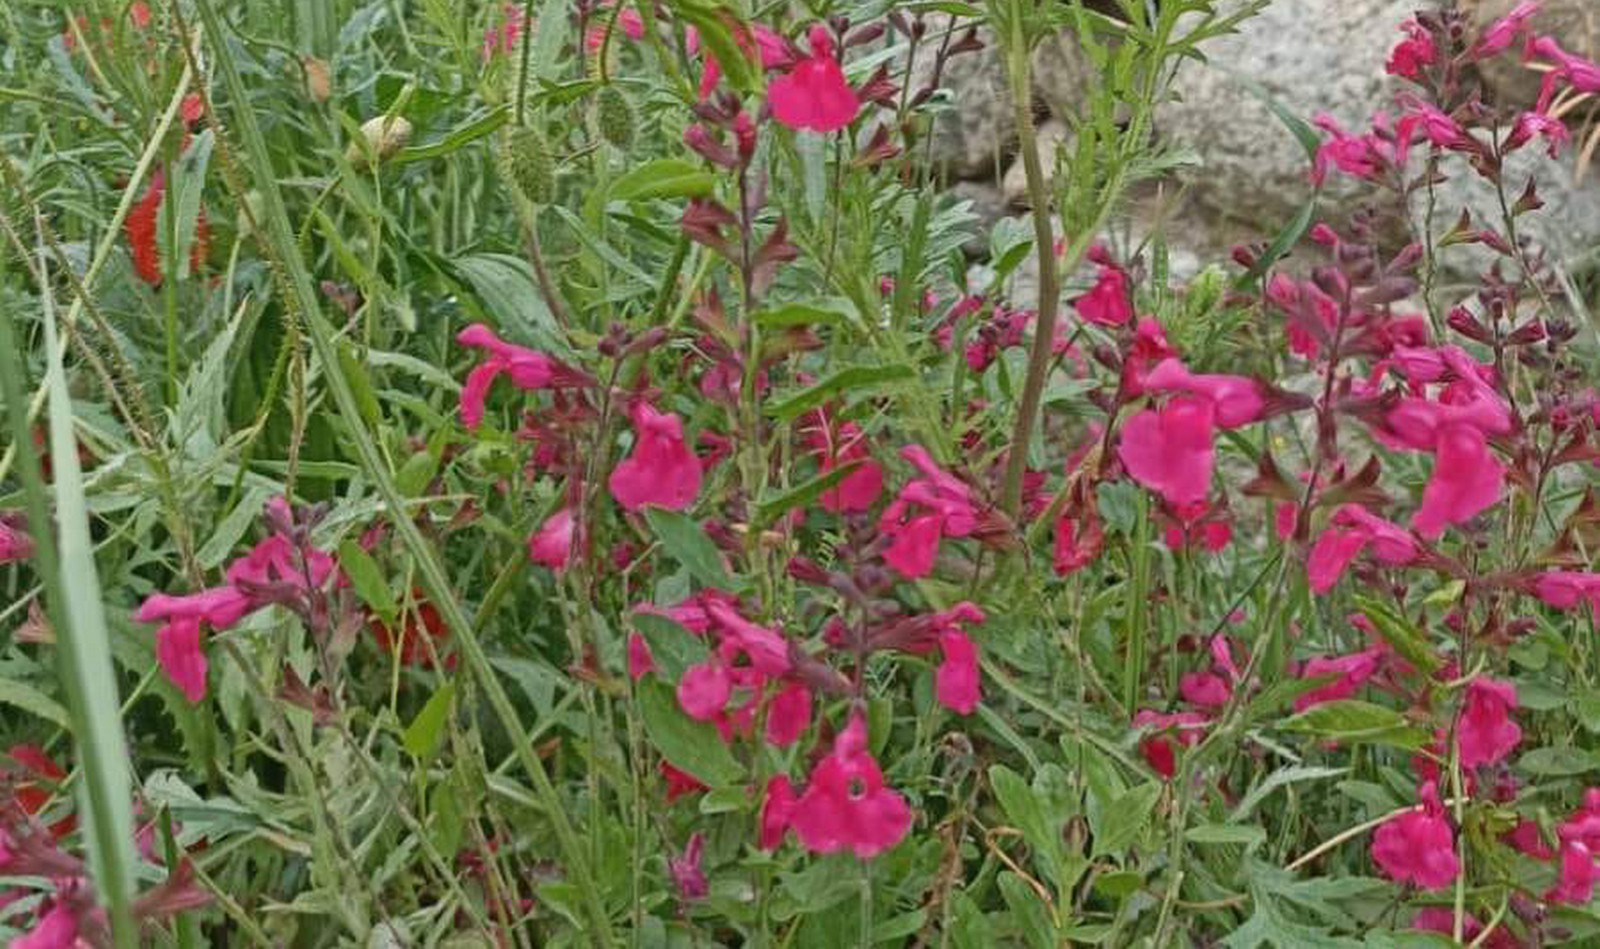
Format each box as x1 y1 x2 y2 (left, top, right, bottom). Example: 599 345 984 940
668 833 709 902
804 413 884 513
1507 109 1569 156
1548 841 1599 905
1473 1 1541 58
137 586 253 704
1413 426 1505 539
1293 649 1382 712
1117 396 1216 508
528 507 576 572
1456 677 1521 769
787 715 912 859
456 323 593 431
0 517 33 563
1074 264 1132 326
1371 782 1459 890
1385 18 1435 79
1306 504 1420 593
626 633 655 680
677 661 733 722
1531 570 1600 621
1180 671 1231 710
878 446 979 578
935 628 980 715
766 682 812 747
608 402 703 512
1311 112 1414 184
13 899 79 949
1141 359 1264 429
1052 509 1105 576
768 25 859 133
759 775 798 850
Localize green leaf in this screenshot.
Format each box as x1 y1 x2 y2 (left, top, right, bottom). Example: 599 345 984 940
629 612 709 682
452 252 566 355
1093 782 1161 857
1186 823 1267 847
1230 766 1346 822
393 106 509 164
0 678 71 728
1351 596 1440 675
989 765 1064 883
402 683 456 760
752 299 855 329
1518 746 1600 777
671 2 756 92
1282 700 1428 750
338 539 398 622
642 507 735 589
753 462 860 528
765 364 916 422
637 678 743 786
337 342 383 428
609 158 717 201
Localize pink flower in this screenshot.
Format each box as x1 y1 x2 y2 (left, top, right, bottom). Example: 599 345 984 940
481 3 526 60
1133 710 1209 778
1386 19 1436 79
1559 789 1600 852
1180 672 1231 710
677 662 733 721
1371 782 1459 890
1504 819 1555 859
804 413 883 513
1474 1 1540 58
768 25 859 133
1412 425 1505 539
138 585 254 704
878 446 980 578
609 402 703 512
1053 509 1105 576
766 682 812 747
1456 678 1521 769
668 833 708 902
788 715 913 858
1548 841 1600 904
1306 504 1419 593
935 628 980 715
1412 908 1512 948
1311 112 1414 184
528 507 576 572
583 6 645 54
456 324 592 430
1074 264 1132 326
155 617 208 704
1117 396 1216 508
1531 571 1600 621
759 775 798 849
1141 358 1265 428
627 633 655 680
1507 109 1569 156
1294 649 1382 712
13 899 79 949
0 517 32 563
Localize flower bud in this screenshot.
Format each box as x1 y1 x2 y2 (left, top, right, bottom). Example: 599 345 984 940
595 86 634 149
502 127 555 205
347 115 413 168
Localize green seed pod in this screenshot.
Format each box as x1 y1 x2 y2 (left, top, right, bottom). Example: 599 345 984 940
595 86 634 149
502 127 555 205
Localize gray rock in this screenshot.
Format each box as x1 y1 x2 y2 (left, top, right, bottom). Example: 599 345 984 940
1153 0 1418 228
1002 119 1072 206
1461 0 1600 107
950 180 1009 258
907 15 1016 181
1031 30 1096 122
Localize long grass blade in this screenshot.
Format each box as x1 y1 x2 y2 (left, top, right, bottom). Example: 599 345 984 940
0 241 139 947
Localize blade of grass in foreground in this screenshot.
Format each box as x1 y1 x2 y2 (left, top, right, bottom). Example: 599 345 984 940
0 246 139 946
187 1 613 942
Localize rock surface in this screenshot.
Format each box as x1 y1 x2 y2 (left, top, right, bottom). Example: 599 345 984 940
1152 0 1418 229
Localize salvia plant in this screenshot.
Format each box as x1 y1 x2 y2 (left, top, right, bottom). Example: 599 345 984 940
4 0 1600 945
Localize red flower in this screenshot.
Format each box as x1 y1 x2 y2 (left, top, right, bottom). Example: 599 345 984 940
370 595 453 670
765 682 812 747
661 762 707 804
759 775 798 850
768 25 859 133
935 627 980 715
1371 781 1458 890
1385 19 1436 80
803 413 884 513
1548 841 1600 905
0 516 35 563
126 174 166 285
1473 1 1540 58
786 715 912 858
1052 508 1104 576
1456 677 1521 769
627 633 655 680
609 402 703 512
1141 359 1265 429
1133 710 1209 779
